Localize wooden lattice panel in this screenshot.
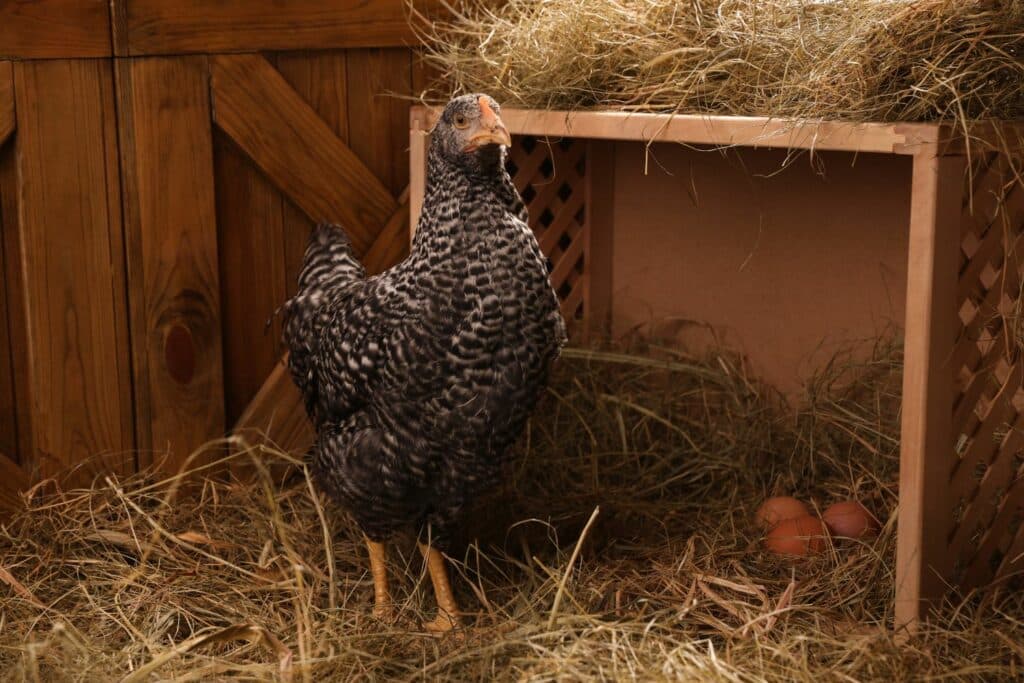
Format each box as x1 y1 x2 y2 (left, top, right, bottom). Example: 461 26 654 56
949 152 1024 590
506 136 588 322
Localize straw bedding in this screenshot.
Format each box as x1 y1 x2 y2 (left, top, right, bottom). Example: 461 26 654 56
417 0 1024 124
2 341 1023 681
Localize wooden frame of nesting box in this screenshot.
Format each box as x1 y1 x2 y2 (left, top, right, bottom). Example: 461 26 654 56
409 106 1024 632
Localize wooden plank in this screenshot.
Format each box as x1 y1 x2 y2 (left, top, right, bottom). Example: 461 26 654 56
0 62 13 146
211 53 396 256
0 0 112 58
117 56 224 471
123 0 432 56
275 51 350 294
409 113 430 237
0 137 19 461
412 106 954 156
10 60 134 481
215 131 289 426
233 358 315 457
346 48 414 196
583 141 615 337
894 149 966 633
363 189 411 275
0 116 32 466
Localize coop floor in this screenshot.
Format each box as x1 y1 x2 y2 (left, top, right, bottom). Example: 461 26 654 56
2 340 1022 682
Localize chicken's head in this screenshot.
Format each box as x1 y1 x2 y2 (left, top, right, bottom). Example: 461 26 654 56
431 94 511 175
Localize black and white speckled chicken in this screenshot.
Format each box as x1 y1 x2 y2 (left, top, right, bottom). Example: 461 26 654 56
282 94 566 633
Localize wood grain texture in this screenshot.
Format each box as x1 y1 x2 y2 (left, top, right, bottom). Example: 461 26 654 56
275 51 350 294
894 149 966 633
233 358 315 458
211 53 396 255
0 0 112 58
0 141 19 462
117 56 225 471
0 62 13 146
10 60 133 481
215 131 289 426
347 48 414 196
364 188 411 275
123 0 431 56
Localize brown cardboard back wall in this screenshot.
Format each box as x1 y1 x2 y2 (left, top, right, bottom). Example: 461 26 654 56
610 142 913 394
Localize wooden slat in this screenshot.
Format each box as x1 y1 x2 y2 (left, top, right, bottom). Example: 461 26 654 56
409 114 430 236
275 51 351 293
364 189 411 275
0 62 13 146
0 119 32 465
10 60 134 481
411 107 966 156
0 138 19 461
0 1 111 58
894 149 967 633
117 56 224 471
121 0 431 56
215 131 289 426
211 54 396 255
346 48 414 196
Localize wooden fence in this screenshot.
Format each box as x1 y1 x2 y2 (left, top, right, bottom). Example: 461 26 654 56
0 1 435 496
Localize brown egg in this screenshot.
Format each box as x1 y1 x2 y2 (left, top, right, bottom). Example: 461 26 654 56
764 515 827 557
755 496 811 530
822 501 879 539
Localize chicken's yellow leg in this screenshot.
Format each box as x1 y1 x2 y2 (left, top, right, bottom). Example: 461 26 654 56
418 542 461 633
366 539 392 621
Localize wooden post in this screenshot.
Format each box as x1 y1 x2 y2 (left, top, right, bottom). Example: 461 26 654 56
409 109 430 239
116 56 225 472
895 148 966 632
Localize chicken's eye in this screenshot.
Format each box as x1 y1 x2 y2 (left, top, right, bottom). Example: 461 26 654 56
453 113 469 129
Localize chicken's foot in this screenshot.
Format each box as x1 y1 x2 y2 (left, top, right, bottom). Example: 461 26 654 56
418 542 462 635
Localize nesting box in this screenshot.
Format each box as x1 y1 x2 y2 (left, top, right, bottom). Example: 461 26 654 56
410 106 1024 631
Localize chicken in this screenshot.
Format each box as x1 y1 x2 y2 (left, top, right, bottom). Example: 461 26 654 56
282 94 567 633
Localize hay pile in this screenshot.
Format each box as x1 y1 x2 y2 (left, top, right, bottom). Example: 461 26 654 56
416 0 1024 123
2 342 1023 681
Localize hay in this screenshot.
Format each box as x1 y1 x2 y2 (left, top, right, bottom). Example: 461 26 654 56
416 0 1024 124
2 340 1023 681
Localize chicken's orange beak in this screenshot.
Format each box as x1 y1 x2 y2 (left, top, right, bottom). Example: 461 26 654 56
464 97 511 151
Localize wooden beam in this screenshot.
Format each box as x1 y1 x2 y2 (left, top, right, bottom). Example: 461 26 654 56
211 54 397 256
0 61 12 146
117 56 225 472
9 60 134 482
411 106 968 156
122 0 432 56
364 188 411 276
346 48 415 196
894 148 966 633
0 1 112 58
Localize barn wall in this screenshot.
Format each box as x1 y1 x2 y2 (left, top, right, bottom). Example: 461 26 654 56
610 143 913 394
0 1 435 490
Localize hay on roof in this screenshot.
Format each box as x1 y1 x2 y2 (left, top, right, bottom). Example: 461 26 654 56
416 0 1024 124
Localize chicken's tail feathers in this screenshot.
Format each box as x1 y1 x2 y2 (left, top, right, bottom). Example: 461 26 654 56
297 222 367 293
